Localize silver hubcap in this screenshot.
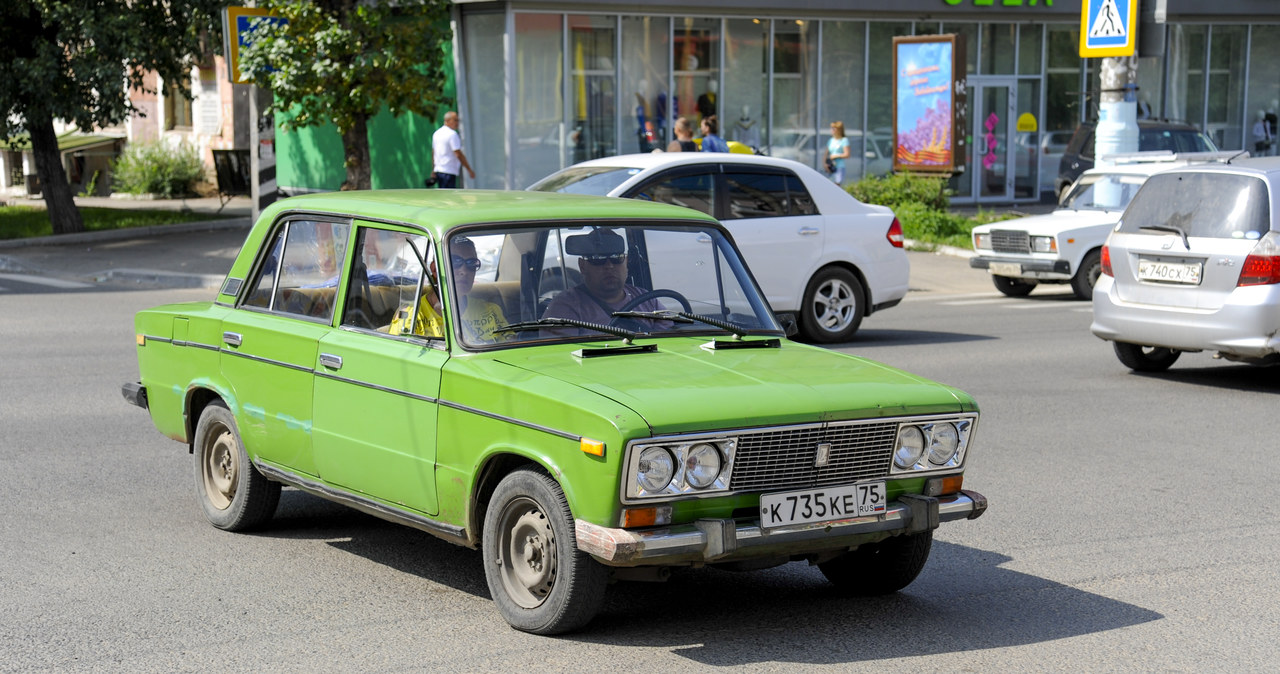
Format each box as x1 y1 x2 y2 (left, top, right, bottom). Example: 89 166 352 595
812 278 857 332
495 498 557 608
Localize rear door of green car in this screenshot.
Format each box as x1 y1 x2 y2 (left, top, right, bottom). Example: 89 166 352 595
222 217 352 476
311 223 446 515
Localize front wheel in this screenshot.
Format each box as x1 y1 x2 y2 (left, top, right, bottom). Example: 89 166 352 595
800 267 865 343
1113 342 1180 372
1070 250 1102 300
818 531 932 596
482 469 608 635
193 401 280 531
992 275 1036 297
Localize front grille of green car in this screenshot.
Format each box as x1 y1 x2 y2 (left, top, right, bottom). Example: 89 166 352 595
990 230 1030 254
729 421 898 491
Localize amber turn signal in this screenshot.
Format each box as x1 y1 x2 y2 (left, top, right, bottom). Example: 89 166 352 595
136 334 146 346
580 438 605 457
924 474 964 496
622 506 672 528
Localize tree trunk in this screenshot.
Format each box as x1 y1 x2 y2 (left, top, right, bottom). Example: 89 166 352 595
340 116 372 191
30 115 84 235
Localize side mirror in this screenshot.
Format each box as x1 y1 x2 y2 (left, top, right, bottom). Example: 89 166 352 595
777 313 799 338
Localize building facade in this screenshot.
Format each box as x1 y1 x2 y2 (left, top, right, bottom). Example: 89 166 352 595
439 0 1280 204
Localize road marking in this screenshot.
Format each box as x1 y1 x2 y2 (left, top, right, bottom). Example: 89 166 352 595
0 273 95 289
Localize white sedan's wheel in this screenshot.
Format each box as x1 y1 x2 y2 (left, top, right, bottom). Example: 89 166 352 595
800 267 864 343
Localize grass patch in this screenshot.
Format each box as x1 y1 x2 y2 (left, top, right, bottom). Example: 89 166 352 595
0 205 225 240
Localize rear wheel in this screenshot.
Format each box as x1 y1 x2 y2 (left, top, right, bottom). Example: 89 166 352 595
482 468 608 635
1070 250 1102 300
800 267 865 343
818 531 933 596
1114 342 1180 372
992 275 1036 297
193 401 280 531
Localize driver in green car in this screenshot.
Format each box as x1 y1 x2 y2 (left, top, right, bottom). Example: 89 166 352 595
541 228 672 333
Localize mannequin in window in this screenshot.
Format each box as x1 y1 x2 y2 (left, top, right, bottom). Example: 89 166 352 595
734 105 760 149
696 79 717 121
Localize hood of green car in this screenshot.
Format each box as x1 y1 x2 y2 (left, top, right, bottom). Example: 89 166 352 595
495 338 971 434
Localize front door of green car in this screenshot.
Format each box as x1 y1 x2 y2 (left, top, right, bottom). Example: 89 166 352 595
223 218 352 477
312 224 445 515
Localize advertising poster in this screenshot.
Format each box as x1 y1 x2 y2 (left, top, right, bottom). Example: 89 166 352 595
893 35 965 174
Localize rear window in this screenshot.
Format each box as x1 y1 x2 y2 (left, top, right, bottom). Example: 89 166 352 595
1118 172 1271 239
1138 129 1216 153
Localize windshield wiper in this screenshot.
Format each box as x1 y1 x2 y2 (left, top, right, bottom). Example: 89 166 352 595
613 310 767 339
493 317 638 342
1139 224 1191 251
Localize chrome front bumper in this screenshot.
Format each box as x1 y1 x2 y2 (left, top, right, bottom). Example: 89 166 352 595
576 490 987 567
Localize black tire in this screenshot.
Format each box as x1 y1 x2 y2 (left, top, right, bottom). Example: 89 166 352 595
482 468 608 635
1113 342 1180 372
992 275 1036 297
1070 249 1102 300
799 267 865 343
818 530 932 596
193 401 280 531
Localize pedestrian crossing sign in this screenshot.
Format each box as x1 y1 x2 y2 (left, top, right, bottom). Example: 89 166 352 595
1080 0 1137 57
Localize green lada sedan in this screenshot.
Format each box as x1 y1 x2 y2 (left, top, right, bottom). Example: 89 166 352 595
123 190 987 635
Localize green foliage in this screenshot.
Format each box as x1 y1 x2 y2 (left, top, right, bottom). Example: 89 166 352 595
112 141 206 198
848 172 951 212
0 206 222 240
239 1 453 135
79 170 100 197
848 172 1020 249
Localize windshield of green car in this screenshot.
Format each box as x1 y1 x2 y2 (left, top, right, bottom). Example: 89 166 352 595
444 222 784 349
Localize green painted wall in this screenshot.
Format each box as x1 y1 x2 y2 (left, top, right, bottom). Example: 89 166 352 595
275 42 456 192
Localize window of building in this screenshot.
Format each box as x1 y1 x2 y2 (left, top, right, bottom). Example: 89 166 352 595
165 79 193 130
820 21 868 179
1168 25 1207 128
1045 23 1083 132
463 12 507 189
1247 25 1280 155
675 17 721 123
723 19 767 152
513 13 564 189
770 20 818 159
1207 25 1246 150
980 23 1016 75
621 16 671 154
569 15 617 162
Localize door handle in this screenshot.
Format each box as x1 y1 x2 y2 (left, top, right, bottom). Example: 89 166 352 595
798 227 820 236
319 353 343 370
222 331 242 347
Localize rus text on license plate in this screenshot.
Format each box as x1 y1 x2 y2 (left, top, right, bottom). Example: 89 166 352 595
759 482 886 529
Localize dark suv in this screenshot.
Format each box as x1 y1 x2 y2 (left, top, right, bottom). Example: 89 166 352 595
1056 120 1217 199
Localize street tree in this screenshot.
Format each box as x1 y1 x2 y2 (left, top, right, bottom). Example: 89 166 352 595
237 0 453 191
0 0 225 235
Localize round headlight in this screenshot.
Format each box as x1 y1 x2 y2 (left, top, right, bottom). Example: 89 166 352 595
684 443 722 489
927 423 960 465
637 446 674 492
894 426 925 469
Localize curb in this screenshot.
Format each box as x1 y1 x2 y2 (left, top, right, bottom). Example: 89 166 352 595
905 239 974 259
95 268 228 289
0 217 252 249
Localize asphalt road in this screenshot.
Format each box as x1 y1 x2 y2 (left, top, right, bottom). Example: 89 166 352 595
2 254 1277 672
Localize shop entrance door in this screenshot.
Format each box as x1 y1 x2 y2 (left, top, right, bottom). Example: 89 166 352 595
971 79 1017 202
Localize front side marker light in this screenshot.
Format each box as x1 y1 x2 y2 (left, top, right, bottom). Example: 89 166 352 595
136 334 146 346
580 437 605 457
622 505 672 528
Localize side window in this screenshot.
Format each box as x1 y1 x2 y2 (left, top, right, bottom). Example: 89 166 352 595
342 227 434 334
242 219 351 320
786 174 818 215
634 172 715 216
724 171 789 219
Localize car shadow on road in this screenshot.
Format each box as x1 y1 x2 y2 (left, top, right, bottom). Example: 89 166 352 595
834 329 998 347
1130 363 1280 394
258 492 1160 658
573 541 1162 663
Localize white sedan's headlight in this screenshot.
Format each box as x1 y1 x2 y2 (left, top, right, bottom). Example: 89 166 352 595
1031 235 1057 253
974 233 991 250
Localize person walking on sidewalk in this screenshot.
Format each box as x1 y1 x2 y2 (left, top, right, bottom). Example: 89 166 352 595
432 111 475 189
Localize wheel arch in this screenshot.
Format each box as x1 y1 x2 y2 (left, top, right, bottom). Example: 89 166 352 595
468 452 560 547
183 384 238 454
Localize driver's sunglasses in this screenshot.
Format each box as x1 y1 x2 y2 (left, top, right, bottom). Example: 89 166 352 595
582 255 626 267
451 255 482 271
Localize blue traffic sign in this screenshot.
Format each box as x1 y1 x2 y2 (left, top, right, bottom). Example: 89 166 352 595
1080 0 1137 58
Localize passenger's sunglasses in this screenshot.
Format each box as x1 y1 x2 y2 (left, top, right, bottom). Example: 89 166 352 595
582 255 626 267
451 255 482 271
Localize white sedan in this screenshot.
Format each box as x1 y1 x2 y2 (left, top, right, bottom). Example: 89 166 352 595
529 153 908 342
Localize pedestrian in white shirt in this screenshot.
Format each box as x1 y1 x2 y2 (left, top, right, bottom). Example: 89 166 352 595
432 111 475 188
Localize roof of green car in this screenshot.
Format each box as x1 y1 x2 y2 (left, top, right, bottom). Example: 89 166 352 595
259 189 717 238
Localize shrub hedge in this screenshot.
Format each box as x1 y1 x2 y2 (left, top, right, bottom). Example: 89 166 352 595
111 141 205 198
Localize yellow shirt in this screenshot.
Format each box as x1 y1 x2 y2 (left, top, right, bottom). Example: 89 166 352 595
389 295 510 344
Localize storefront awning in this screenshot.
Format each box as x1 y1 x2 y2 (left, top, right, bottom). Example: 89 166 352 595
0 131 125 154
